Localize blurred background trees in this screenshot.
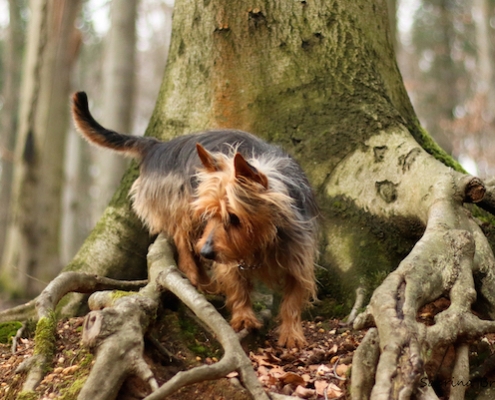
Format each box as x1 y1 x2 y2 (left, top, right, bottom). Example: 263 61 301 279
0 0 494 300
397 0 495 177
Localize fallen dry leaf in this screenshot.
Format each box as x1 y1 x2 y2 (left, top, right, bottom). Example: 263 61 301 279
279 371 306 387
335 363 349 377
314 379 328 396
326 382 343 399
294 385 315 399
316 364 331 376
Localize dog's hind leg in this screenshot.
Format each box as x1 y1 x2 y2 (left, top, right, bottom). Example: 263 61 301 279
277 274 308 348
215 264 262 331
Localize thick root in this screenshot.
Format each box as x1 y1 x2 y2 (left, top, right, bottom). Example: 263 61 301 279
352 174 495 399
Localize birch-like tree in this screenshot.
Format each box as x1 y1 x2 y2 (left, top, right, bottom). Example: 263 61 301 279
1 0 82 297
91 0 138 222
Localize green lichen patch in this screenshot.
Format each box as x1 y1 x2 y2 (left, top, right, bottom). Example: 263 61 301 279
178 309 222 359
0 321 22 344
16 391 38 400
111 290 136 301
410 124 464 172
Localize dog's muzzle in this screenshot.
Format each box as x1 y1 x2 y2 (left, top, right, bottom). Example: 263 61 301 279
200 233 216 260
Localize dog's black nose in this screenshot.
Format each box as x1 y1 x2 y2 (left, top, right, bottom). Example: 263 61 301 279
200 242 216 260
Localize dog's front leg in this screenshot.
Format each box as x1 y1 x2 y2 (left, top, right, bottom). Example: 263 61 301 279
277 274 308 348
214 264 262 331
174 232 211 289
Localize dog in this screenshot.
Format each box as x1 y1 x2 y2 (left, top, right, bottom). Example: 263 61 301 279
72 91 319 348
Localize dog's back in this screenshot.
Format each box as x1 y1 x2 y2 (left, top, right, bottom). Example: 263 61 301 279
140 131 317 217
72 91 317 227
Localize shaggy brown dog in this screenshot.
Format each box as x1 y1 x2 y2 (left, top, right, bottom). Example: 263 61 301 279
72 91 319 347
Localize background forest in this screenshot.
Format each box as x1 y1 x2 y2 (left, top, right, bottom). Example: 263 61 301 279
0 0 494 300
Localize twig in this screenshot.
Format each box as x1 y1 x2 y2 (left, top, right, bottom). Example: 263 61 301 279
332 355 346 381
11 322 27 354
146 334 181 364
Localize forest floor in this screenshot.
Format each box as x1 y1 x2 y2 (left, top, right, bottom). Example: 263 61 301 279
2 298 495 399
0 314 361 400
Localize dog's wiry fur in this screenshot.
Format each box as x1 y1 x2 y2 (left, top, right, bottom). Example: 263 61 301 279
72 91 319 347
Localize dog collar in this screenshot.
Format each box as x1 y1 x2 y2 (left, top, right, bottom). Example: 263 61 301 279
238 260 262 270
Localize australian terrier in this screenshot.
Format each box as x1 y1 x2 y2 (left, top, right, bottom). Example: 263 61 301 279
72 91 319 348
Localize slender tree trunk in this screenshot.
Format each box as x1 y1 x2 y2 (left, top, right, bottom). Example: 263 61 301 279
473 0 495 117
60 128 91 265
1 0 50 297
387 0 397 51
1 0 82 298
91 0 138 223
0 0 25 264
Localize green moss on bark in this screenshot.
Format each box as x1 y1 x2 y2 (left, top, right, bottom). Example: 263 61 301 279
16 391 38 400
33 313 57 360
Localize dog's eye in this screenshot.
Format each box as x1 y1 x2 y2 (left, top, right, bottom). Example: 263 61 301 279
229 213 241 226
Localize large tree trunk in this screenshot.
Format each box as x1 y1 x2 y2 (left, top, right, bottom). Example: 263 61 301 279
3 0 495 399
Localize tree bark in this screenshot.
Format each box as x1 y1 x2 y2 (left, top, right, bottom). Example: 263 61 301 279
3 0 495 399
473 0 495 113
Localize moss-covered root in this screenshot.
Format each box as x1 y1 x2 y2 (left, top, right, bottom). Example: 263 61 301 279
78 293 159 400
143 235 270 400
351 173 495 400
16 313 57 393
9 272 148 396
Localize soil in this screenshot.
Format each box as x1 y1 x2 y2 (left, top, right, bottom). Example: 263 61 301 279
0 316 360 400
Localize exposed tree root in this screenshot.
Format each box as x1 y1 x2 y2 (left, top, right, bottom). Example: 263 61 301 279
143 234 270 400
0 299 37 323
351 173 495 400
11 235 283 399
478 178 495 215
12 273 148 395
346 286 366 325
79 292 159 400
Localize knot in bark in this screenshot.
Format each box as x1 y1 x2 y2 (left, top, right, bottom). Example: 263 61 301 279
463 177 485 203
375 180 398 203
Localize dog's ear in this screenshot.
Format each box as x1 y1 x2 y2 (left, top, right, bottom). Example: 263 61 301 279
234 153 268 189
196 143 221 172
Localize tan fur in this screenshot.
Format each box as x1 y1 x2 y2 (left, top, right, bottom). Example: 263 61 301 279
191 146 317 348
133 146 317 347
71 91 317 348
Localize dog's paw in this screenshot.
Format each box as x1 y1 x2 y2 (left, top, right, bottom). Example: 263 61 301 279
230 313 263 331
277 327 307 349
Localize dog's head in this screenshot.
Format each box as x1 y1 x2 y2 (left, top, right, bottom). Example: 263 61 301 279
192 144 284 267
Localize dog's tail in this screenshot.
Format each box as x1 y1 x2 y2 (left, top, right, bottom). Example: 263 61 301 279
71 91 157 157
